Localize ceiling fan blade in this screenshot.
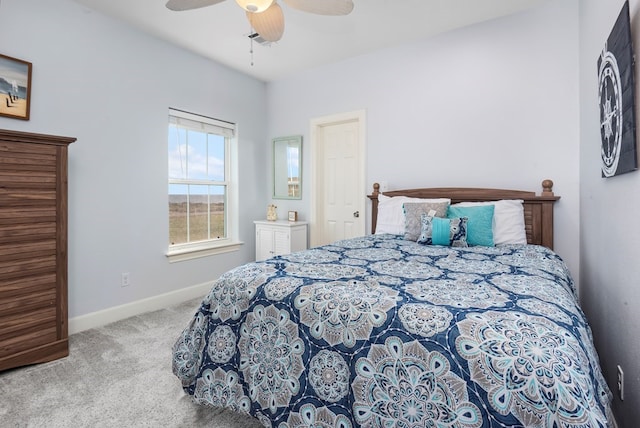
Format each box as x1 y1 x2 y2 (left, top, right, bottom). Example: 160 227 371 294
247 2 284 42
282 0 353 16
166 0 226 11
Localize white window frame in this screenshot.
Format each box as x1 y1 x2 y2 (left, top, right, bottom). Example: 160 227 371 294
166 108 241 263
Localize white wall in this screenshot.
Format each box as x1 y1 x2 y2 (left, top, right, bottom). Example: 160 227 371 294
267 0 581 285
0 0 268 318
580 1 640 425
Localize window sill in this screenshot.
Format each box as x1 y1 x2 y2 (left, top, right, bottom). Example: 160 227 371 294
166 240 243 263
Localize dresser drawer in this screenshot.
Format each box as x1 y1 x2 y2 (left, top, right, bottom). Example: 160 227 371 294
0 286 57 317
0 287 58 359
0 324 58 359
0 255 56 281
0 223 56 244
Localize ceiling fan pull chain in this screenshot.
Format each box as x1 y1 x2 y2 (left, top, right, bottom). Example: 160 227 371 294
249 25 255 66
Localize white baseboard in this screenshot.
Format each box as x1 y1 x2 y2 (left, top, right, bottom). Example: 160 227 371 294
68 282 212 335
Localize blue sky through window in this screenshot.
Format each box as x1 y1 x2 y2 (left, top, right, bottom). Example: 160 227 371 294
168 125 225 195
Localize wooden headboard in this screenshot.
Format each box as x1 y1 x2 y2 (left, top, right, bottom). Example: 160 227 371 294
367 179 560 250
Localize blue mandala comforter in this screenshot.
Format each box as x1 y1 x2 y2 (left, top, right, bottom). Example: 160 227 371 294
172 234 613 427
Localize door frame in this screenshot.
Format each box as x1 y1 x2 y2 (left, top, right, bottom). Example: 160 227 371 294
309 109 366 247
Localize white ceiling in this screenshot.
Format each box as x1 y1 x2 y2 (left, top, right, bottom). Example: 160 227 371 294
71 0 549 82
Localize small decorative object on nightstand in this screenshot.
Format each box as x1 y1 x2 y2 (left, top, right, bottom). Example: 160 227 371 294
266 204 277 221
288 211 298 222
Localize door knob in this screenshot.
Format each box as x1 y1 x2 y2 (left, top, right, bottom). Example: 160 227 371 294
353 211 360 218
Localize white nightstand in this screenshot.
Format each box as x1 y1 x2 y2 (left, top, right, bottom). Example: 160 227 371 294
254 220 308 261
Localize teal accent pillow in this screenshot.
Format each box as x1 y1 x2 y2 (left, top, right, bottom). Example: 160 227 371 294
431 217 452 245
447 204 495 246
417 214 468 247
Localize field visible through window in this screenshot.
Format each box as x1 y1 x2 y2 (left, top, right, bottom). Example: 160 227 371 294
169 201 224 245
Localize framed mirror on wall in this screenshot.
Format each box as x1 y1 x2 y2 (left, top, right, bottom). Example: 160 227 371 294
273 135 302 199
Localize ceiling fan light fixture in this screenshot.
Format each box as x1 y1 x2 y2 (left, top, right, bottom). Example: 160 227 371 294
235 0 274 13
247 2 284 42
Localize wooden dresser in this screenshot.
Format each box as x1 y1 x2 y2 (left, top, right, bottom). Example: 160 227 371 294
0 129 75 371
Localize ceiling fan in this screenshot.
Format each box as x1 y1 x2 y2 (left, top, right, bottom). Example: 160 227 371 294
165 0 355 42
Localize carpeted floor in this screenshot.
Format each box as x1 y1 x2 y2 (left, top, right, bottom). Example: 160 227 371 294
0 298 263 428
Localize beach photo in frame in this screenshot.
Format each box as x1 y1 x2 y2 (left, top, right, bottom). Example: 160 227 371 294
0 53 32 120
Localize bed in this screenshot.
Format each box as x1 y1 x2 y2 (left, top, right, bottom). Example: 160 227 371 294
172 180 613 427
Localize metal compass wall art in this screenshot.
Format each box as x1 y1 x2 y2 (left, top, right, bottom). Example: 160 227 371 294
598 0 638 178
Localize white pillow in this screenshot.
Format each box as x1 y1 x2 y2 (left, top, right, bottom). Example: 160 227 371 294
451 200 526 245
376 194 450 235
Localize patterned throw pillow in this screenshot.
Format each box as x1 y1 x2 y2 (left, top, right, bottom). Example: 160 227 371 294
417 214 468 247
403 202 449 241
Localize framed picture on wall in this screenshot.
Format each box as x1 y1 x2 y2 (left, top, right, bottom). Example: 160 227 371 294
0 53 32 120
597 0 637 178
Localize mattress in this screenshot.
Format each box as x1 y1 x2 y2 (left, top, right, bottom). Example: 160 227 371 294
172 234 612 427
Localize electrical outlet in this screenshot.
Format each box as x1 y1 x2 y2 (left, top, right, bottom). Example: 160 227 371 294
121 272 131 287
617 365 624 401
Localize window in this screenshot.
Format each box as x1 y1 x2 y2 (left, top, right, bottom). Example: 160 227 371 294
167 108 240 261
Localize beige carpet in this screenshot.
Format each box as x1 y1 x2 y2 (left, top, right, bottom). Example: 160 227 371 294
0 298 262 428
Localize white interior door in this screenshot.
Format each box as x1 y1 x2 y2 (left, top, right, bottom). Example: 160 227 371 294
310 110 366 247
